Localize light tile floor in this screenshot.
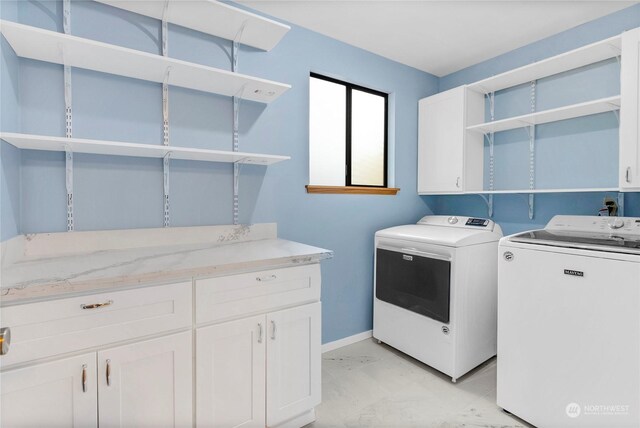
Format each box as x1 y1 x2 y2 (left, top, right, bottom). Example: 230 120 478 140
307 339 532 428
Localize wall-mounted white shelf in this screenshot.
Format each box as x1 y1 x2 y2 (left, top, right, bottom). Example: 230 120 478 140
94 0 290 51
0 133 290 165
468 34 622 94
0 20 290 103
467 95 621 134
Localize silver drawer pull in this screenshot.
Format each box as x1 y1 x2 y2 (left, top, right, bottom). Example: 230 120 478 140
271 320 276 340
258 323 263 343
81 300 113 310
82 364 87 393
256 274 277 282
0 327 11 356
106 359 111 386
627 167 632 183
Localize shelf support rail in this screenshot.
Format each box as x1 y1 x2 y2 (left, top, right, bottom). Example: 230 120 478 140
527 80 537 220
231 27 246 226
162 1 171 227
487 91 496 217
63 0 74 231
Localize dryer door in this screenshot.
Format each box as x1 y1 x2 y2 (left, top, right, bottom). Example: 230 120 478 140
375 248 451 323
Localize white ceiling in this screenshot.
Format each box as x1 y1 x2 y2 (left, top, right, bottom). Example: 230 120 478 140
238 0 637 76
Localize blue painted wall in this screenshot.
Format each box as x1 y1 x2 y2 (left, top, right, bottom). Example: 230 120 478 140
0 0 437 343
431 4 640 235
2 1 639 343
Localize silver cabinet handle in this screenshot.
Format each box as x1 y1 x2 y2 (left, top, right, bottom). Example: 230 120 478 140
258 323 263 343
456 177 461 188
271 320 276 340
82 364 88 393
106 359 111 386
626 167 632 183
256 274 277 282
81 300 113 310
0 327 11 355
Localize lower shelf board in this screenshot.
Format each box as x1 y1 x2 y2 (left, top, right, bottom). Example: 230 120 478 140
0 133 290 165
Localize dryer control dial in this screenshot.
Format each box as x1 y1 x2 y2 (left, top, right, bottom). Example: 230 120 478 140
608 218 625 229
447 216 458 225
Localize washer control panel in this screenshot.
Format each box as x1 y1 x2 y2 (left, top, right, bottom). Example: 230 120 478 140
546 215 640 236
466 218 490 227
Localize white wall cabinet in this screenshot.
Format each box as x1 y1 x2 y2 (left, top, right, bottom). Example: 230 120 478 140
418 27 640 197
98 332 193 428
417 86 484 194
620 27 640 191
196 303 321 428
1 353 98 427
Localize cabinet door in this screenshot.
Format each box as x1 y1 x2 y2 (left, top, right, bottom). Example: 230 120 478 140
1 353 97 427
418 87 466 194
98 331 192 428
196 315 266 428
266 302 321 427
620 27 640 190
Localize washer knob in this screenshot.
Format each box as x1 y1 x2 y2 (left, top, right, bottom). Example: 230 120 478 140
608 218 625 229
448 216 458 225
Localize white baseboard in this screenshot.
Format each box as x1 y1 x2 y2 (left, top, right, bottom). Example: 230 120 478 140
322 330 373 353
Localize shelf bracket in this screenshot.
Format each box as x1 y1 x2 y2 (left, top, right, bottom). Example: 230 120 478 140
612 108 620 126
163 153 171 227
63 0 74 231
478 194 494 218
528 193 535 220
232 21 247 73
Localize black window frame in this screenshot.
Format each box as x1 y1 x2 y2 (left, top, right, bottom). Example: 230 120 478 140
310 73 389 188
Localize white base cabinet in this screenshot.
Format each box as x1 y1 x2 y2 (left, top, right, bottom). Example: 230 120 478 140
196 302 321 428
196 315 266 428
1 265 323 428
98 332 193 428
266 303 321 427
1 333 192 428
1 353 98 427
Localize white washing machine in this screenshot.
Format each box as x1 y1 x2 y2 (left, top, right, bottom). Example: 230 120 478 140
373 215 503 382
498 215 640 427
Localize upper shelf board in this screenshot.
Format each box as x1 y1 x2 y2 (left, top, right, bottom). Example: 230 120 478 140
94 0 290 51
467 34 622 94
0 20 290 103
0 133 290 165
466 95 621 134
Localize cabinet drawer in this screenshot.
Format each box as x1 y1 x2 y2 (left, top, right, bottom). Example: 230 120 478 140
196 264 320 324
1 282 192 367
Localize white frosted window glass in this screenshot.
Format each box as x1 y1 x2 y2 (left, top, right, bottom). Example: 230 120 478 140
309 77 346 186
351 89 385 186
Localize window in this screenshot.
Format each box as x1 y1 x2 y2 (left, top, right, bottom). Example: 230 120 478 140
309 73 395 194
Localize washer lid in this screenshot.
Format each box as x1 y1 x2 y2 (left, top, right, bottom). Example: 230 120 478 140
376 224 503 247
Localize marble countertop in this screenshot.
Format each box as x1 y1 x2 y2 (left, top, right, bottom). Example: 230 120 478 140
1 224 332 306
